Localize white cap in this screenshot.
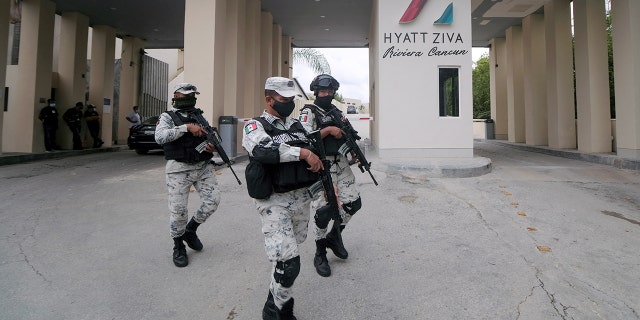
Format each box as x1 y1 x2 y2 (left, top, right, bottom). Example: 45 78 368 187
173 83 200 95
264 77 299 98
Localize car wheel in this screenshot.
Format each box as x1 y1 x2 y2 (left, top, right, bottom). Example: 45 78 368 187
135 149 149 155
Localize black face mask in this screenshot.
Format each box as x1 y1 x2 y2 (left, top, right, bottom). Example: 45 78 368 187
172 96 197 110
272 100 296 118
314 95 333 108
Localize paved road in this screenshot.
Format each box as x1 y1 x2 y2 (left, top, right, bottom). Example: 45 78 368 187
1 141 639 320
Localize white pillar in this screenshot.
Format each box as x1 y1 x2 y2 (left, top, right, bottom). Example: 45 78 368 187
118 36 144 144
0 0 10 152
89 26 116 146
57 11 89 149
244 0 261 117
506 26 526 143
490 38 508 140
522 14 547 146
184 0 227 127
281 36 292 78
4 0 56 152
573 0 612 153
545 0 576 149
611 0 640 159
260 12 273 97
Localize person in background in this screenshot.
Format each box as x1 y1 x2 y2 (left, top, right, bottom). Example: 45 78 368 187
154 83 221 268
242 76 323 320
84 104 104 148
126 106 141 128
38 98 59 152
62 102 85 150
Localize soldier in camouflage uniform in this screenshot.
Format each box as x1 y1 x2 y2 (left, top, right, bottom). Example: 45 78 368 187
242 77 324 320
155 83 221 268
299 74 362 277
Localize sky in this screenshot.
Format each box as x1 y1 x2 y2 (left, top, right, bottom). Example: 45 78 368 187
292 47 489 104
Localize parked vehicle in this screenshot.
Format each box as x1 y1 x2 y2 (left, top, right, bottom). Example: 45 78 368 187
127 115 162 154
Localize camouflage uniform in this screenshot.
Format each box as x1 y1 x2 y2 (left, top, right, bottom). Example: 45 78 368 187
299 105 361 239
155 110 221 238
242 111 314 311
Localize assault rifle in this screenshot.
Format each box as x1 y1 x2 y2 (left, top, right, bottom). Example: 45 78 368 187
326 108 379 186
189 109 242 185
306 130 341 230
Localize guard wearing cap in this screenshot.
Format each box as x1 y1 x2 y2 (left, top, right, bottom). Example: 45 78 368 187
299 74 363 277
155 82 221 268
83 104 104 148
242 77 324 320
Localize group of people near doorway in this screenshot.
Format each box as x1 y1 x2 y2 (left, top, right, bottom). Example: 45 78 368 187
155 75 365 320
38 100 106 151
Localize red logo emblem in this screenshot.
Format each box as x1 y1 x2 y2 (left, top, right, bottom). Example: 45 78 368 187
399 0 428 24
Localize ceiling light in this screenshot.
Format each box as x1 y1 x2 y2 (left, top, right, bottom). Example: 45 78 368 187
320 15 325 18
480 20 491 25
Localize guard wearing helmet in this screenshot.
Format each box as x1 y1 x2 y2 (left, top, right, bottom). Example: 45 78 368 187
155 83 221 268
299 74 363 277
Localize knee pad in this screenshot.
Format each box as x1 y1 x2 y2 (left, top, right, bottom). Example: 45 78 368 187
342 197 362 216
274 256 300 288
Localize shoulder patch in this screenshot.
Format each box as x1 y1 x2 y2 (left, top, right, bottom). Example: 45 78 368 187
298 114 309 123
244 121 258 134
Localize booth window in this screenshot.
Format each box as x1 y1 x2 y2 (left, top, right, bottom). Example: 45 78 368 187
439 67 459 117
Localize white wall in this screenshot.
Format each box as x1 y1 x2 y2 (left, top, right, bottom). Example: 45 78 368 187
374 0 473 158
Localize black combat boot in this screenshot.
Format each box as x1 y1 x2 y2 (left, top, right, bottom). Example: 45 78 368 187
325 223 348 259
173 237 188 267
183 218 203 251
262 292 297 320
277 298 297 320
262 291 276 320
313 239 331 277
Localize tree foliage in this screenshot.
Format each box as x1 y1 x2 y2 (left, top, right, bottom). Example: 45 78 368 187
472 53 491 119
293 48 332 75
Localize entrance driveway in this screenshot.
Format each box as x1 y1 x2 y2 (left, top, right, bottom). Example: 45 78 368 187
1 141 639 319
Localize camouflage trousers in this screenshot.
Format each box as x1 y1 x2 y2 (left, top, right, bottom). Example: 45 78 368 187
254 187 313 309
166 164 220 238
311 155 360 240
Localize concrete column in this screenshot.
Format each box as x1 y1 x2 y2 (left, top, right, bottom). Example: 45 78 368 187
545 0 576 149
117 36 144 144
573 0 611 153
611 0 640 159
260 12 273 97
506 26 526 143
184 0 227 127
3 0 55 152
89 26 116 147
244 0 262 117
281 36 292 78
490 38 508 140
0 0 9 152
522 14 547 146
271 24 282 77
224 0 245 117
57 11 89 149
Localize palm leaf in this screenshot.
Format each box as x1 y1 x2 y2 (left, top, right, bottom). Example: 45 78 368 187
293 48 331 75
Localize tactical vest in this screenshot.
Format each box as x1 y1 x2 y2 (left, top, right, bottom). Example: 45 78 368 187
301 104 346 156
162 110 213 164
252 117 318 194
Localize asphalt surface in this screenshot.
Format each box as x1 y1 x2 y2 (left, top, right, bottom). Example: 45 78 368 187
1 141 639 320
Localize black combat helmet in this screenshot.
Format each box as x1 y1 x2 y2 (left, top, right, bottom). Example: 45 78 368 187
310 74 340 92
